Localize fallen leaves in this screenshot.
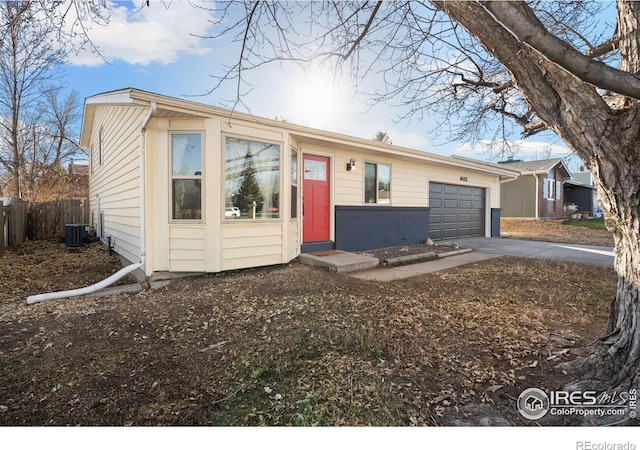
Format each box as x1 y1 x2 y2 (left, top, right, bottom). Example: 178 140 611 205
0 241 617 426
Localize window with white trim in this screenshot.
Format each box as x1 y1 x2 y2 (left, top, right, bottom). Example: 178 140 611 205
544 178 558 201
224 136 280 220
365 162 391 204
171 133 203 220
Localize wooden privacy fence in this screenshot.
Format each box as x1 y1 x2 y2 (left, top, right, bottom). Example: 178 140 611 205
1 200 29 253
27 199 90 241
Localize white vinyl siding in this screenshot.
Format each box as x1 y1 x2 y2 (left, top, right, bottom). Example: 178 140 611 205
89 105 147 266
169 226 205 272
306 143 501 209
221 223 283 271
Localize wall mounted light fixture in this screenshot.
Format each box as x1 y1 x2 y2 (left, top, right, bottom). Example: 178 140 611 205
346 158 356 171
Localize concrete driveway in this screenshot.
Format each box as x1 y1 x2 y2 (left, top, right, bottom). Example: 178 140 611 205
456 237 615 268
350 237 615 282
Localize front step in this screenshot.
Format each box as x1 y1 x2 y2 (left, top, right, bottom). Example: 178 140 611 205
300 241 335 254
298 250 379 273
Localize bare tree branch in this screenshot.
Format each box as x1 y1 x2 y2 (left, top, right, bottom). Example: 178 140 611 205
585 37 620 59
482 1 640 99
342 1 383 61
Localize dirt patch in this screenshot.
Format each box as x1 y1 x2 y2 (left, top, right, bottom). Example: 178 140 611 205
501 218 614 247
0 241 617 426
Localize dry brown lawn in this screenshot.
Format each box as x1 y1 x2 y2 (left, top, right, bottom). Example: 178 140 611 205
0 240 617 426
501 218 614 247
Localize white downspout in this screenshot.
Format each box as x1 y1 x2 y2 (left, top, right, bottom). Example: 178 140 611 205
138 101 156 276
27 102 157 305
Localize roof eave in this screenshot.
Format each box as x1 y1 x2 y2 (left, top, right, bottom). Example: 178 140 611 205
81 88 525 177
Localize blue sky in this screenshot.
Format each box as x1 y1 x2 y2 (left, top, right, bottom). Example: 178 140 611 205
63 1 581 165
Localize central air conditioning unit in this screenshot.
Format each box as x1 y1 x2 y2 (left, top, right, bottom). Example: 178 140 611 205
64 224 91 248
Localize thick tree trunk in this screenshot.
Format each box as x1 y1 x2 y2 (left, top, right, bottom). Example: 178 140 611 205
436 0 640 392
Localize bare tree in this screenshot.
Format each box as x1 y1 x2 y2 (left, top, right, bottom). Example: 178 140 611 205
0 1 106 200
0 1 65 199
200 1 640 395
12 88 83 202
43 89 82 167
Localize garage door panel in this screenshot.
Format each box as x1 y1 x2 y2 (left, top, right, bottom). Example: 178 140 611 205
429 182 485 239
458 226 473 236
443 228 459 239
459 186 473 195
444 213 459 223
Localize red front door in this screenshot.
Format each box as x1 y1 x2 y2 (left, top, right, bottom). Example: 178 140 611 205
303 155 331 242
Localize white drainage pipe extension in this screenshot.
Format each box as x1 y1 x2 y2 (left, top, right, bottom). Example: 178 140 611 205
26 261 143 305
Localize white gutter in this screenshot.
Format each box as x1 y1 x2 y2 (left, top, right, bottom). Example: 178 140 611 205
27 102 156 305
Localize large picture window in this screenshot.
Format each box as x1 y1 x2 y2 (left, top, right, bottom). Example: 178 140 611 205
225 136 280 220
365 162 391 204
171 133 202 220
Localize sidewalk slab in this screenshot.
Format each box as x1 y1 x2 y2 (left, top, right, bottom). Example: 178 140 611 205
349 251 498 281
298 250 379 273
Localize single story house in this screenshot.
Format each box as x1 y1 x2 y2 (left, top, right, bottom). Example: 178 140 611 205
498 158 572 220
79 88 518 280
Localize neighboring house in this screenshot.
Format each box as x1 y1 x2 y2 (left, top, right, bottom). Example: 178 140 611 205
498 158 572 219
67 160 90 198
79 88 518 280
566 166 599 217
68 160 90 177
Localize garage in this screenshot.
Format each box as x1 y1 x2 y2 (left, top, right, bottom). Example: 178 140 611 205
429 182 485 239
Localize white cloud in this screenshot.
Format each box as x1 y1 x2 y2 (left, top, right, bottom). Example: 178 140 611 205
67 1 217 66
454 139 571 161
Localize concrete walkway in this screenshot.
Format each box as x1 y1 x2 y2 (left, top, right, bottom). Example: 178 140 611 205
455 237 614 268
349 250 498 282
300 237 615 282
